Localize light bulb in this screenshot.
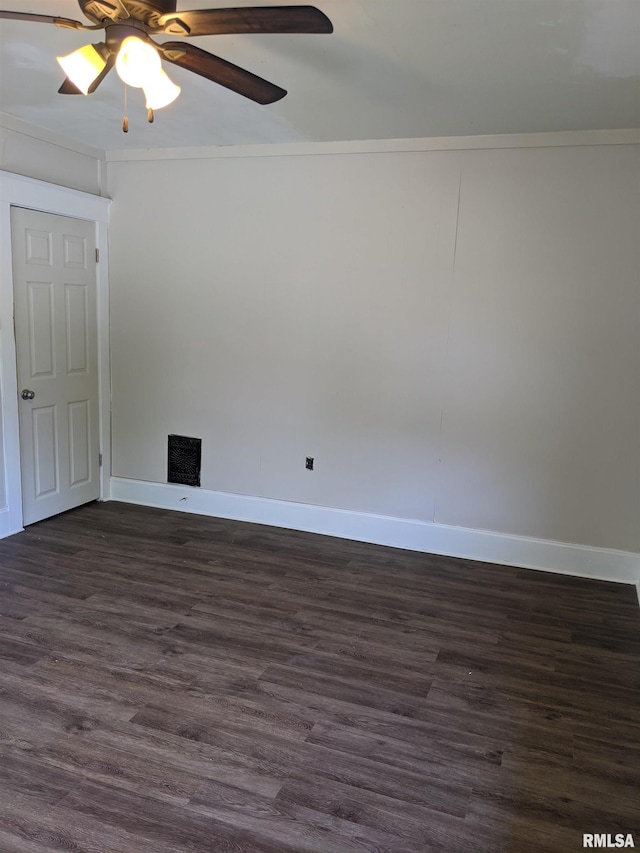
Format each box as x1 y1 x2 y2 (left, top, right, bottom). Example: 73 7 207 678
143 69 181 110
57 44 106 95
115 36 161 88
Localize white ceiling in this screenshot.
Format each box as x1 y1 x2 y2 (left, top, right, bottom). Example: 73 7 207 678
1 0 639 152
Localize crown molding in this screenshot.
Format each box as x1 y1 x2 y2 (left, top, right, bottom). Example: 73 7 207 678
105 128 640 163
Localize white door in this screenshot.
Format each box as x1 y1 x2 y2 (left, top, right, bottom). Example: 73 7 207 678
11 207 100 525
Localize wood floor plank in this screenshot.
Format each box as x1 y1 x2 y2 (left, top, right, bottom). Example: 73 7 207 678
0 749 75 805
90 719 290 799
57 779 305 853
190 776 404 853
1 724 203 805
0 788 189 853
0 500 638 852
276 776 497 852
306 720 504 786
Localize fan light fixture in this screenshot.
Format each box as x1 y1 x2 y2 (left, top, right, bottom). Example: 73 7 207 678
142 68 181 110
115 36 160 87
116 36 180 109
56 44 106 94
57 35 180 110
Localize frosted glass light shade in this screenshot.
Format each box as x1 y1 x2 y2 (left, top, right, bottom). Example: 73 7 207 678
57 44 106 95
115 36 161 88
143 69 181 110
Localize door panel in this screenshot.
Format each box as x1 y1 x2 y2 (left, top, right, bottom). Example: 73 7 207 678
68 400 91 485
65 285 89 373
32 405 58 498
28 282 55 376
25 228 52 265
12 207 100 525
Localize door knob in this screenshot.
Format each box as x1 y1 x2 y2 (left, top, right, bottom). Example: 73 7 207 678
21 389 35 400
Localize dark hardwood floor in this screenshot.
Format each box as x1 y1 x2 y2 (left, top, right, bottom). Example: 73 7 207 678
0 501 638 853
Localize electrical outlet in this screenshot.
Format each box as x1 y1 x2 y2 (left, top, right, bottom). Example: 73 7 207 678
305 457 314 470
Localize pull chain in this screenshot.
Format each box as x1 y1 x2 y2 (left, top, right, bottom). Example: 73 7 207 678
122 84 155 130
122 83 129 133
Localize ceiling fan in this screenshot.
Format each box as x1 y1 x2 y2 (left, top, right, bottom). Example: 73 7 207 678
0 2 333 127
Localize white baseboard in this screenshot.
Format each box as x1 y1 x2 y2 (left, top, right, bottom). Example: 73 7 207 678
110 477 640 589
0 506 23 540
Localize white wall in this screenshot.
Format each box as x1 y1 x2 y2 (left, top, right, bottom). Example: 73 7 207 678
437 145 640 551
0 113 106 196
106 137 640 574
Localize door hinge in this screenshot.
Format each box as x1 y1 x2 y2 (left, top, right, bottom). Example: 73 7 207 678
95 248 100 263
98 452 103 467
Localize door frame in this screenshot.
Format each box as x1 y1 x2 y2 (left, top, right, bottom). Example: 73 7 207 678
0 171 111 537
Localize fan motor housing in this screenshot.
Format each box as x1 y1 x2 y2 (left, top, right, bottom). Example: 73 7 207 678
79 0 177 27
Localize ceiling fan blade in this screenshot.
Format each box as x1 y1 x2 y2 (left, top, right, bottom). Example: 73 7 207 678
160 42 286 104
155 5 333 37
0 10 96 30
